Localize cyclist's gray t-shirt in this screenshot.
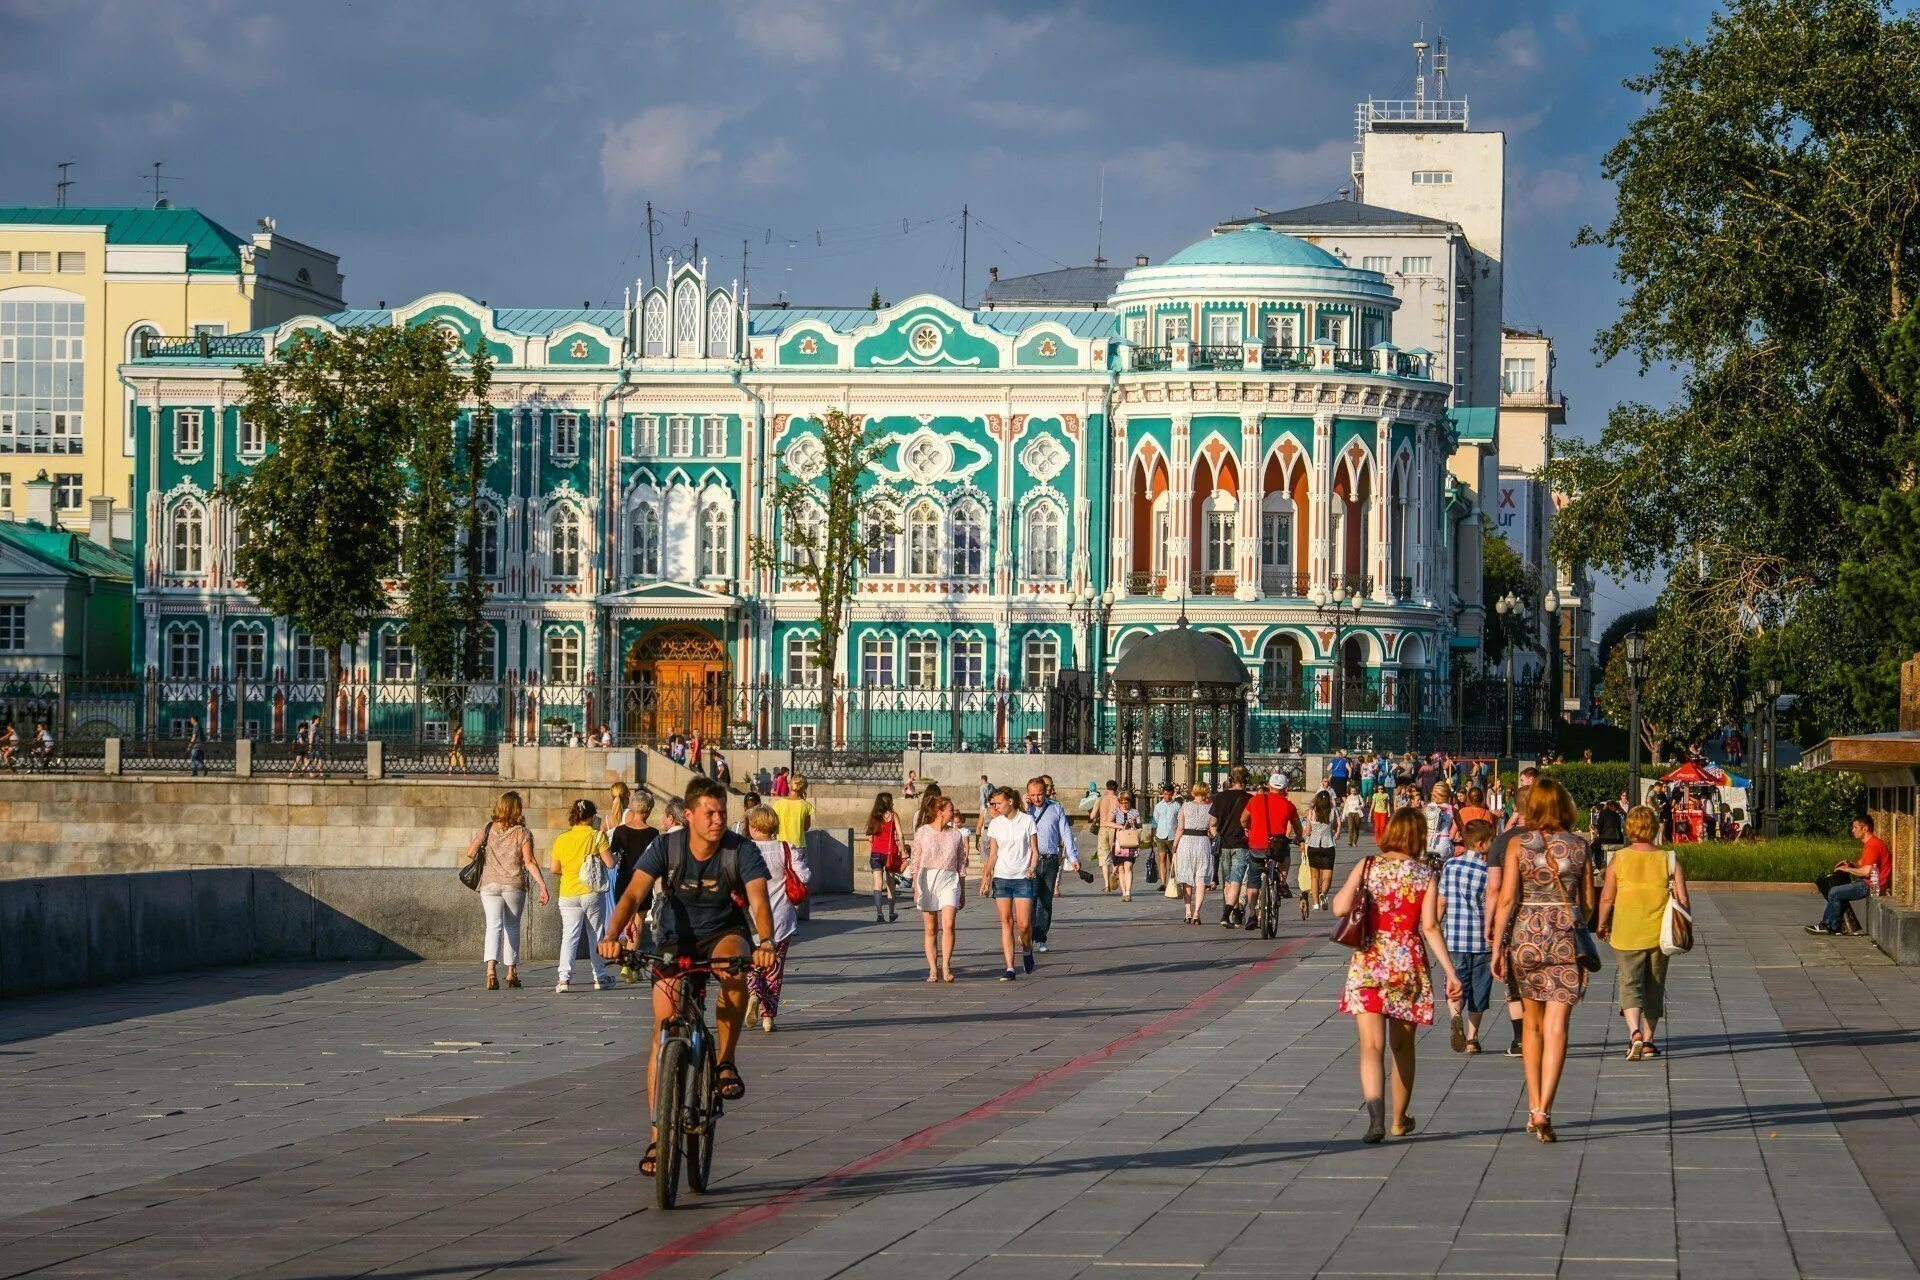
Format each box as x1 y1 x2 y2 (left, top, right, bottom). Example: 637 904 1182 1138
635 829 769 944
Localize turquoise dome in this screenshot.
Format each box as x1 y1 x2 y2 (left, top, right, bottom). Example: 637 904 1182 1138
1163 225 1344 270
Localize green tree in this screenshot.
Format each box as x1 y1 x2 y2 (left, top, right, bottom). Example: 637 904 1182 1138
456 347 495 686
749 410 894 734
1597 571 1748 760
1480 532 1539 669
868 288 884 311
1547 0 1920 732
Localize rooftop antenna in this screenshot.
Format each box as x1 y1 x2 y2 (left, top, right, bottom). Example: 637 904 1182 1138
1094 166 1107 268
55 162 74 209
1413 27 1430 105
1434 31 1449 100
143 162 179 208
644 200 657 290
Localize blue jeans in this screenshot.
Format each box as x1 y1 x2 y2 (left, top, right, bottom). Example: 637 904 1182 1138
1822 880 1869 932
1223 848 1259 888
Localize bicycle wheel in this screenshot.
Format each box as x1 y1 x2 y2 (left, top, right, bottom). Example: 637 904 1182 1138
683 1040 717 1193
653 1039 688 1209
1261 872 1278 939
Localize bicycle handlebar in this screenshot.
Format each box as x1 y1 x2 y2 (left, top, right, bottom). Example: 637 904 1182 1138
619 949 752 976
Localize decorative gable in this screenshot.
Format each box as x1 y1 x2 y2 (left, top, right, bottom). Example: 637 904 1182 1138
853 299 1000 370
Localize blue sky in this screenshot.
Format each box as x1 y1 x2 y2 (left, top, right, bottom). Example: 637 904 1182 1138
2 0 1719 624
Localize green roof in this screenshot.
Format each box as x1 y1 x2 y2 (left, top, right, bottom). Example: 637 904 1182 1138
0 519 133 583
1164 225 1344 270
0 206 248 273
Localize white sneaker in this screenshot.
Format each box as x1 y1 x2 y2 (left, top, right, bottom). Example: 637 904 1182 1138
1035 942 1049 953
555 979 571 993
593 977 611 991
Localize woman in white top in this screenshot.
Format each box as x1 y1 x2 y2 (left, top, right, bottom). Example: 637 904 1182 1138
980 786 1042 982
1303 792 1339 916
744 803 811 1034
1341 790 1366 847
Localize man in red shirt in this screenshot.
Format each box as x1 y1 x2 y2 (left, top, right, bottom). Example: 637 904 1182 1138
1807 816 1892 936
1242 779 1306 930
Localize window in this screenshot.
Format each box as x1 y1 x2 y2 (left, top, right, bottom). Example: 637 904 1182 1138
552 412 580 461
472 627 498 679
787 722 818 748
1127 316 1147 346
381 630 415 682
292 633 328 682
54 474 81 509
950 503 984 577
1261 636 1304 695
786 502 824 571
1260 497 1295 585
784 633 821 687
231 628 266 680
667 415 692 457
1315 312 1349 348
1400 256 1433 275
643 292 667 357
0 602 23 652
1206 507 1236 574
1204 313 1243 346
907 502 941 577
57 251 84 273
1411 170 1453 185
864 509 898 575
634 416 658 455
174 410 203 456
1022 503 1063 579
237 415 264 456
707 293 735 358
860 634 895 687
629 504 661 577
951 635 985 688
546 632 581 684
700 415 726 456
166 625 202 679
699 503 729 578
18 252 50 274
548 507 581 578
1 299 85 454
477 504 500 576
673 280 701 355
0 473 10 508
169 501 205 573
193 323 226 338
1502 357 1538 395
1361 255 1392 273
904 635 940 688
476 410 499 465
1023 634 1059 689
1159 313 1191 343
1262 314 1298 351
0 253 10 272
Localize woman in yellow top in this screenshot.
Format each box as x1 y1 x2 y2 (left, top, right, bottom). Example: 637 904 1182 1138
550 798 617 993
1595 804 1690 1060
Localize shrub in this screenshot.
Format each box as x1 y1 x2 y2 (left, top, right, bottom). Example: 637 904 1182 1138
1534 762 1666 810
1775 769 1865 837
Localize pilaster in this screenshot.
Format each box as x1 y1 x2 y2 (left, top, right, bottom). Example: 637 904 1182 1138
1309 410 1334 593
1373 415 1394 602
1234 414 1260 600
1164 413 1192 600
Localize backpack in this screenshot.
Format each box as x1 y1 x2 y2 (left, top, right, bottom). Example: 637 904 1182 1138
665 827 748 905
576 831 609 893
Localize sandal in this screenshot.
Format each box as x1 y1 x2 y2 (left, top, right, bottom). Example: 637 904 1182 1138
639 1140 658 1176
716 1061 745 1101
1362 1121 1386 1144
1530 1110 1555 1143
1627 1032 1645 1061
1391 1115 1416 1137
1642 1040 1659 1058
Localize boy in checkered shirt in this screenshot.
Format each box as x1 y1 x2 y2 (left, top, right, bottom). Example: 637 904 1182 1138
1436 819 1500 1054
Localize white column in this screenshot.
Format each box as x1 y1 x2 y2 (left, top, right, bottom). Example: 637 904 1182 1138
1109 414 1131 595
1373 415 1394 602
1309 411 1334 593
1164 414 1192 600
1235 414 1260 600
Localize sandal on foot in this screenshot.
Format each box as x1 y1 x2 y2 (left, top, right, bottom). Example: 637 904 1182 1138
1627 1032 1645 1061
1449 1015 1467 1053
715 1061 745 1101
1362 1122 1386 1144
638 1141 658 1176
1642 1040 1659 1058
1391 1115 1416 1137
1530 1111 1555 1143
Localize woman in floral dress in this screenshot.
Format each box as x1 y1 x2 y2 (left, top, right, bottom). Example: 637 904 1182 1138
1334 807 1463 1143
1491 777 1594 1144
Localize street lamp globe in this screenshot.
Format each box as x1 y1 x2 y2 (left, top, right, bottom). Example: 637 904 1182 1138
1764 678 1782 699
1309 586 1328 608
1543 590 1560 614
1099 589 1115 608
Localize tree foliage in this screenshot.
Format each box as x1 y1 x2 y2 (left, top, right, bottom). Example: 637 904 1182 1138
1480 532 1539 668
1597 570 1749 759
1548 0 1920 734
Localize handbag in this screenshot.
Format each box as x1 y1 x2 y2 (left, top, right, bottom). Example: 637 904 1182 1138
459 825 488 891
1660 850 1695 955
1117 821 1146 850
577 831 609 894
780 840 809 905
1545 834 1602 973
1330 856 1375 949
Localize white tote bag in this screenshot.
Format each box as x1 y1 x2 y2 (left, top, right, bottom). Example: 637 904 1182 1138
1659 850 1694 956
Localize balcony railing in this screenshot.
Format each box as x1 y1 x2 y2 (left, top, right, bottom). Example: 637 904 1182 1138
1395 352 1433 378
1260 569 1311 597
1186 571 1238 597
1330 347 1371 372
1260 345 1312 371
1132 346 1173 371
1391 576 1414 601
138 333 269 360
1329 573 1375 599
1127 571 1167 596
1191 345 1245 371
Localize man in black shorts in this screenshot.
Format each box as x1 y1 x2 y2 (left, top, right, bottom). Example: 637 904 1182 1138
601 776 776 1175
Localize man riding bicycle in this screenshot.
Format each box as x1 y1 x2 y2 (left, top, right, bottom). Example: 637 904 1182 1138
600 776 776 1176
1244 776 1306 931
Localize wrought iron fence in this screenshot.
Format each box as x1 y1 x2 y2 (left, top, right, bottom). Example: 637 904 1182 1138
1191 345 1245 371
138 332 269 360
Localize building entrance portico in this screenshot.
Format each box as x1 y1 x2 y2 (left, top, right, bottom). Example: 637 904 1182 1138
621 625 728 746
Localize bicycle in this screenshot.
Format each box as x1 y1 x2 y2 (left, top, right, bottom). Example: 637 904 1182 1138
622 948 751 1209
1251 849 1285 939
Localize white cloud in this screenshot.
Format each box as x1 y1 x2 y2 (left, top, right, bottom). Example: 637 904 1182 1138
600 106 724 197
731 0 842 63
1495 23 1543 73
741 138 797 187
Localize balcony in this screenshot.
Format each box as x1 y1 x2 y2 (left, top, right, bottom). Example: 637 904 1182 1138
1186 571 1238 597
138 333 269 360
1133 346 1173 371
1126 571 1167 596
1260 345 1312 371
1330 347 1371 373
1329 573 1374 598
1391 576 1413 601
1191 345 1245 371
1260 569 1311 597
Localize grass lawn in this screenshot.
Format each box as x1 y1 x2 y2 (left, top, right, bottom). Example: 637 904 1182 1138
1674 835 1855 883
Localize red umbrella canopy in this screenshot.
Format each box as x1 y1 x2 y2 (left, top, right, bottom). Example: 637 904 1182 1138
1659 761 1724 785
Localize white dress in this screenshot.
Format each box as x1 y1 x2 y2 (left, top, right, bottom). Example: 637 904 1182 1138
1173 801 1215 888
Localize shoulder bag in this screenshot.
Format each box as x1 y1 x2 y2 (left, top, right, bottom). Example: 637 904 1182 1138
1116 811 1146 850
1331 856 1376 949
1545 833 1602 973
781 840 810 905
459 824 489 891
1660 850 1695 955
577 830 610 894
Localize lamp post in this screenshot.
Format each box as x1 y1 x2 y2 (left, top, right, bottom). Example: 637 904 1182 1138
1310 582 1363 752
1542 588 1563 734
1742 691 1763 832
1762 677 1782 837
1493 591 1521 761
1624 632 1648 806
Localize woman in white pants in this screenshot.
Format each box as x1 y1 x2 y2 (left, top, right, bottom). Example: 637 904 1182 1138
463 790 550 989
550 798 616 992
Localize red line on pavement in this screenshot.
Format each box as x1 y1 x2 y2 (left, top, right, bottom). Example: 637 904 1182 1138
595 934 1318 1280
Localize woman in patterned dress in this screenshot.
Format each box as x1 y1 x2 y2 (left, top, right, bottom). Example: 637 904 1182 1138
1334 807 1463 1144
1491 777 1594 1143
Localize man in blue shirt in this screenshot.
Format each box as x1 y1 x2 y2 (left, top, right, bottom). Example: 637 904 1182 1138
1025 776 1079 953
1328 749 1351 802
1150 784 1181 885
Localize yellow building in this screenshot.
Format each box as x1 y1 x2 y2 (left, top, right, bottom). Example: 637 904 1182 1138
0 205 343 528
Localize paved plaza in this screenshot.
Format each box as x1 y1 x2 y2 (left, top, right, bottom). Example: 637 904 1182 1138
2 872 1918 1280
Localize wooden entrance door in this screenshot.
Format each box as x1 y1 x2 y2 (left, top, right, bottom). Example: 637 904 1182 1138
623 627 728 747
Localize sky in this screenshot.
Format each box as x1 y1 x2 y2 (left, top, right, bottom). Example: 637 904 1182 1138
1 0 1721 627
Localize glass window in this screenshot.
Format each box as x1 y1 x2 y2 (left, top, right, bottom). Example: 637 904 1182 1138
0 253 10 272
1204 313 1242 346
950 504 984 577
1260 501 1295 581
170 501 204 573
0 602 23 652
1315 312 1349 347
634 416 658 455
549 507 581 577
865 509 898 575
701 416 726 455
706 295 735 358
1263 314 1298 350
381 630 415 682
1159 313 1190 343
630 504 661 577
699 503 729 577
477 504 500 576
668 415 692 457
0 472 9 509
292 633 328 682
237 415 264 456
0 299 85 454
907 502 941 576
54 473 81 509
231 628 267 680
472 627 498 678
1502 357 1538 395
166 626 202 679
859 634 894 687
952 636 985 688
1127 316 1146 346
784 633 821 687
1023 634 1059 689
1206 508 1235 573
1023 503 1063 579
904 636 939 688
174 410 203 456
1361 255 1392 273
1411 170 1453 185
546 632 581 684
643 293 667 357
1400 256 1433 275
552 412 580 460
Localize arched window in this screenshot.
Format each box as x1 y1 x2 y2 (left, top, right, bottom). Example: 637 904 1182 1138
380 627 415 682
1260 493 1295 593
549 506 581 578
169 499 205 574
673 279 701 355
1022 634 1060 689
1022 502 1063 580
165 624 202 679
230 626 267 681
629 503 661 578
784 632 821 687
643 292 667 357
476 503 501 577
951 634 985 688
786 501 824 573
1261 635 1304 702
949 502 985 577
1204 490 1236 574
699 502 730 578
546 631 582 684
706 292 735 358
904 634 940 688
907 501 942 577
